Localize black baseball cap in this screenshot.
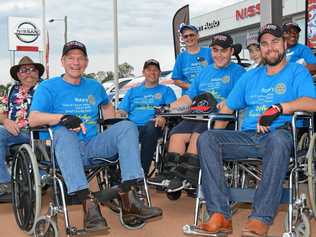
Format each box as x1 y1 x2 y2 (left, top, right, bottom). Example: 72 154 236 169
282 22 301 33
143 59 161 71
210 33 234 49
62 40 87 57
258 24 283 42
179 24 198 34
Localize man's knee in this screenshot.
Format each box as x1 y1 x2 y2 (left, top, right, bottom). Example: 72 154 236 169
116 120 138 134
267 129 293 150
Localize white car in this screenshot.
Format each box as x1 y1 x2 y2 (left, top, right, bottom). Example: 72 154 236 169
102 77 134 101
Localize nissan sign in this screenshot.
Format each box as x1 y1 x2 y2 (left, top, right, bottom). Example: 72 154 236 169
15 22 40 43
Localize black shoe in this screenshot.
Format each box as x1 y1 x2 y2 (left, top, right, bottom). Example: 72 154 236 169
147 173 174 186
0 182 11 196
118 188 163 221
83 196 109 232
166 177 186 192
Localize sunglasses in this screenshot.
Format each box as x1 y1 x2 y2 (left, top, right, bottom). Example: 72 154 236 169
19 67 37 74
182 33 196 39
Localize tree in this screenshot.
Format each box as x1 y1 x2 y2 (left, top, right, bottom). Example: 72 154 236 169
118 62 134 78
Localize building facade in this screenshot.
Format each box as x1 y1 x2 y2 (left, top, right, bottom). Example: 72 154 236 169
191 0 305 58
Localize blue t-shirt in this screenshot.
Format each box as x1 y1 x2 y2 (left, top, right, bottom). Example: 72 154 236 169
227 63 316 131
30 76 109 141
172 47 213 95
286 43 316 64
186 63 245 103
118 84 176 126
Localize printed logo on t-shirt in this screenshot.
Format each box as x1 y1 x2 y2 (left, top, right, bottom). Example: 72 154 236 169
275 83 286 95
222 76 230 84
154 93 162 100
197 56 208 67
88 95 96 105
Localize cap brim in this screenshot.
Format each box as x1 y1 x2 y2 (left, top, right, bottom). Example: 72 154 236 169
10 63 45 81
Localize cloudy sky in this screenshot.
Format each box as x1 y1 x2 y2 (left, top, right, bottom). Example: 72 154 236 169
0 0 243 84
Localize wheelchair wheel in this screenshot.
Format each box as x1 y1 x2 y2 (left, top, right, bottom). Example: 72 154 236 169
166 190 181 200
284 211 310 237
34 216 58 237
11 144 41 234
307 133 316 217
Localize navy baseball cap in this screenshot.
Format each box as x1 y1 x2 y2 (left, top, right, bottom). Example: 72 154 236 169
282 22 301 33
143 59 161 71
258 24 283 42
210 33 234 48
179 24 198 34
62 40 87 56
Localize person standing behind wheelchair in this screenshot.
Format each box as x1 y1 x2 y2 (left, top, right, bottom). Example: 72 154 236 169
117 59 176 176
0 56 43 197
148 33 245 192
283 22 316 75
197 24 316 237
172 24 213 95
28 41 162 232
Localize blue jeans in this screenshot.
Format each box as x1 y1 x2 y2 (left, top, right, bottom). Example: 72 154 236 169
197 129 293 225
0 126 30 183
53 120 144 194
138 121 163 175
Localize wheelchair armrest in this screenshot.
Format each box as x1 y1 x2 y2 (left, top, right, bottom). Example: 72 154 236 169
29 125 49 132
292 111 313 118
207 113 237 123
97 117 127 126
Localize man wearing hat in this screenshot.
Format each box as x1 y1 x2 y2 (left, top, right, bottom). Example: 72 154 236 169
0 56 43 197
118 59 176 176
283 22 316 74
148 33 245 192
172 24 213 95
28 41 162 232
196 24 316 236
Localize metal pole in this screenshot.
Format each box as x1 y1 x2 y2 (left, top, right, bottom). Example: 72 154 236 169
113 0 119 108
64 16 68 44
42 0 47 67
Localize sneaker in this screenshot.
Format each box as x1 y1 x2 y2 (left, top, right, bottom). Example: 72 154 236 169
83 196 109 232
0 182 11 196
147 172 174 186
166 177 186 192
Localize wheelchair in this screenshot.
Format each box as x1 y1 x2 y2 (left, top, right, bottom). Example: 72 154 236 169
182 112 316 237
11 120 153 236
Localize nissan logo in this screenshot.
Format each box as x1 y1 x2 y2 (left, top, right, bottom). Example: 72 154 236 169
15 22 40 43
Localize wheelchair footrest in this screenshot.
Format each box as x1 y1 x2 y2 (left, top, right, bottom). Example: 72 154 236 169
229 188 289 204
183 224 228 236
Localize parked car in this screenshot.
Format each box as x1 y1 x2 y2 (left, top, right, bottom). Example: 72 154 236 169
103 77 134 102
118 70 181 103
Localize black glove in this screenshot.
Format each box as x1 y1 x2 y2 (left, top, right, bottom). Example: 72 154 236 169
191 92 217 113
59 115 82 129
258 104 283 126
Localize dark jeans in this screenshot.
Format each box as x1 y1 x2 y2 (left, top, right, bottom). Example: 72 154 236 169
138 121 163 175
197 129 293 225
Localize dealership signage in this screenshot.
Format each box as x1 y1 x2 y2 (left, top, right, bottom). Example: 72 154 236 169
8 17 43 51
236 3 260 21
197 20 220 32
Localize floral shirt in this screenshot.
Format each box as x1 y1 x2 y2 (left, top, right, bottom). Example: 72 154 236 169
0 83 39 128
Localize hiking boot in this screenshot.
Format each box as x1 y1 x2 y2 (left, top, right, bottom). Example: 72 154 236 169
83 195 109 232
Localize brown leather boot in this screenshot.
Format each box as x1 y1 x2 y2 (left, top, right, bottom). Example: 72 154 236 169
198 212 232 234
241 219 269 237
83 195 109 232
118 188 163 222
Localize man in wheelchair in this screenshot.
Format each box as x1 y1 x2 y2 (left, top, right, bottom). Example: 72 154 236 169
28 41 162 232
118 59 176 176
0 56 43 197
148 33 245 192
196 24 316 237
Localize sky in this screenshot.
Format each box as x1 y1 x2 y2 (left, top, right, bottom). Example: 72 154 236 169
0 0 244 85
